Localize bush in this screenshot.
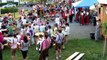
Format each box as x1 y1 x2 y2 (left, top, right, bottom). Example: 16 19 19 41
0 2 18 6
1 7 18 14
102 22 107 35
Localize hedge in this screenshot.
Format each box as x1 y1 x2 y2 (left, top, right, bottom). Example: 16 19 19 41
0 2 18 6
1 7 18 14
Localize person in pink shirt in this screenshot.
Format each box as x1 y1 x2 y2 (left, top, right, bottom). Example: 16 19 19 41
62 11 67 22
0 32 4 43
0 32 4 60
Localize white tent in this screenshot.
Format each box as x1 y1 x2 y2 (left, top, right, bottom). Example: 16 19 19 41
98 0 107 4
90 0 107 10
90 5 96 10
72 0 82 7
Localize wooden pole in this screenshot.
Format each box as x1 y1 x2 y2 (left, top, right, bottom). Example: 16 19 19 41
103 36 107 57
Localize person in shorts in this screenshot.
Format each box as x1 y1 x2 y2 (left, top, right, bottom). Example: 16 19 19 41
10 34 18 60
54 30 63 60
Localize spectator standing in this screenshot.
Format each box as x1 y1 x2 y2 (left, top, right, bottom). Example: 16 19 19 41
20 35 30 60
0 32 4 60
29 26 35 45
64 23 70 43
7 24 13 36
39 23 45 32
39 33 50 60
10 34 18 60
34 24 39 34
95 19 101 41
55 16 60 26
54 30 63 60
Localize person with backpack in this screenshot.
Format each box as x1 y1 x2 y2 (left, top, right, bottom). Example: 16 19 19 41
20 35 30 60
54 30 63 60
39 32 51 60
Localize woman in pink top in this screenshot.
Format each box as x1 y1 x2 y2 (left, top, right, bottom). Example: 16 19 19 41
0 32 4 43
0 32 4 60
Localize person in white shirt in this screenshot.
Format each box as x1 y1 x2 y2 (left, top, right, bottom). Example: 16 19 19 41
64 23 70 43
36 35 44 52
34 24 39 34
55 16 60 26
47 25 54 37
22 17 27 25
20 27 25 35
65 23 70 36
10 34 18 60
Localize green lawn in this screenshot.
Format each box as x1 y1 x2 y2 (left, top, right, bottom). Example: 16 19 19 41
3 39 107 60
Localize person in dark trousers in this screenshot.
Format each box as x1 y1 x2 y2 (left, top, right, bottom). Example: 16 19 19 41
69 8 73 23
20 35 30 60
0 43 3 60
39 32 50 60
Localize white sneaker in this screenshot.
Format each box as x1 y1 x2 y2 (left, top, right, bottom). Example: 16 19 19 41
59 55 61 58
63 46 65 49
56 57 59 60
53 44 55 46
36 47 38 50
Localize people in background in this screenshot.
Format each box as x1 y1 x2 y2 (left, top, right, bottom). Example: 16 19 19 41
80 12 85 25
7 24 13 36
29 26 35 45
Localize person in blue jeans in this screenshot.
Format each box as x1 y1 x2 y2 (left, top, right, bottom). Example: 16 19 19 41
95 19 101 41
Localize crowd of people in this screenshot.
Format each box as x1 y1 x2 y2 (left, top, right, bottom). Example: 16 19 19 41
0 1 71 60
0 0 101 60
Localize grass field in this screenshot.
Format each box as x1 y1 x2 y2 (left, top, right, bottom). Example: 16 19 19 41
2 39 107 60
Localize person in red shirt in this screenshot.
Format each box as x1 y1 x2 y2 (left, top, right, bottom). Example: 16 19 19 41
62 11 67 22
80 12 85 25
86 11 90 25
76 12 79 23
69 8 73 23
49 11 52 17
